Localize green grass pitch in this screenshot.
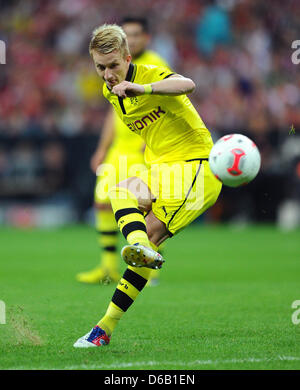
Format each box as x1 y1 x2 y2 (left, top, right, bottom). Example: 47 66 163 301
0 223 299 370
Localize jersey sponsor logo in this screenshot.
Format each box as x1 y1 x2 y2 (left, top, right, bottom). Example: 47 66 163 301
127 106 166 133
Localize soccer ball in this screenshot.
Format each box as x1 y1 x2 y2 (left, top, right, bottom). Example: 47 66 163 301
209 134 261 187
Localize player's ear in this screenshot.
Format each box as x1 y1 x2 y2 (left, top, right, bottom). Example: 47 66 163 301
125 54 132 64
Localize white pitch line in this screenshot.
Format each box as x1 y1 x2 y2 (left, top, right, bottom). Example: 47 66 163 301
5 356 300 370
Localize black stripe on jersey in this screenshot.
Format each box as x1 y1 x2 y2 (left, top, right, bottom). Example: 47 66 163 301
112 289 133 312
115 208 143 223
118 97 126 114
167 161 203 229
122 221 147 239
126 63 134 81
163 73 175 79
118 63 137 114
125 63 137 82
131 64 137 82
123 268 148 291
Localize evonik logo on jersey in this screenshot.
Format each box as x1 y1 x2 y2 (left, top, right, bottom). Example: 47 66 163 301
127 106 166 133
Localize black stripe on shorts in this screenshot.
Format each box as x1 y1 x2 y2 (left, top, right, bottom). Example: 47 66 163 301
167 161 203 230
185 158 208 162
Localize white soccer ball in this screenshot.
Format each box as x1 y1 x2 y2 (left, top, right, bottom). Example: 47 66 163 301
209 134 261 187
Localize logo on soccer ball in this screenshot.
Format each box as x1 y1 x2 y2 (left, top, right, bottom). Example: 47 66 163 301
227 148 245 176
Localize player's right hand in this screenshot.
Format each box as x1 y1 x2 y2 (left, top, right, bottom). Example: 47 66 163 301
112 81 145 98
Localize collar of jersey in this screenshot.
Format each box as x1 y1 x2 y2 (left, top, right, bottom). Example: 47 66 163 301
105 63 137 94
125 63 137 83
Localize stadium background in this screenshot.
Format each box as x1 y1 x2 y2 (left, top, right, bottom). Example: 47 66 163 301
1 0 300 229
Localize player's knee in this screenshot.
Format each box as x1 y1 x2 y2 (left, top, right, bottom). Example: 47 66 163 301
107 183 139 205
147 228 160 246
110 177 140 196
115 178 129 189
148 228 169 248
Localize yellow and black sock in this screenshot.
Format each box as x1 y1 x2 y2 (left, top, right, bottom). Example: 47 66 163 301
109 187 150 248
98 265 152 335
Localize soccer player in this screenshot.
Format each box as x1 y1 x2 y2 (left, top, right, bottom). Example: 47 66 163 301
74 24 222 347
76 17 169 285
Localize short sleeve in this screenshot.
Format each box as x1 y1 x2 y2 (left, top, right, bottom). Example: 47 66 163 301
141 65 176 84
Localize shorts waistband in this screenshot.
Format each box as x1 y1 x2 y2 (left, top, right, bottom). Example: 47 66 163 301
185 158 208 162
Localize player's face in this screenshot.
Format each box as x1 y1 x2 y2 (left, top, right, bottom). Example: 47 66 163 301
92 49 132 89
122 22 149 58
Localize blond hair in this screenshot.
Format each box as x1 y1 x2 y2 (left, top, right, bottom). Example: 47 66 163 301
89 24 130 58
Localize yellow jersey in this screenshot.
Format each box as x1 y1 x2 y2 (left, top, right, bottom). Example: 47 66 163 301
103 63 213 164
112 50 170 154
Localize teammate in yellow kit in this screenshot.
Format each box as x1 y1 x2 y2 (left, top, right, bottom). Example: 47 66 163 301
74 23 222 348
76 17 169 285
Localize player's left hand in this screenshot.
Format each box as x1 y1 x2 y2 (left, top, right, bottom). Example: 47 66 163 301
112 81 145 98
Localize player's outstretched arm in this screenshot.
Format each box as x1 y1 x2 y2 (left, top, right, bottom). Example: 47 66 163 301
111 75 195 98
150 75 195 96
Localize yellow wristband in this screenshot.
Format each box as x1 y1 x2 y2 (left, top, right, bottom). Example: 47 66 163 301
144 84 153 94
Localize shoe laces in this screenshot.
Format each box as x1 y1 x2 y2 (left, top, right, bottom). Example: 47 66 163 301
87 326 105 342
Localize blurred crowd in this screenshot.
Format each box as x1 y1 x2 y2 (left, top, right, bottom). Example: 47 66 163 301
0 0 300 225
0 139 66 196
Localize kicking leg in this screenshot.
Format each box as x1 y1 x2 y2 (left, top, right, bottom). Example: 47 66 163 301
73 183 170 347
